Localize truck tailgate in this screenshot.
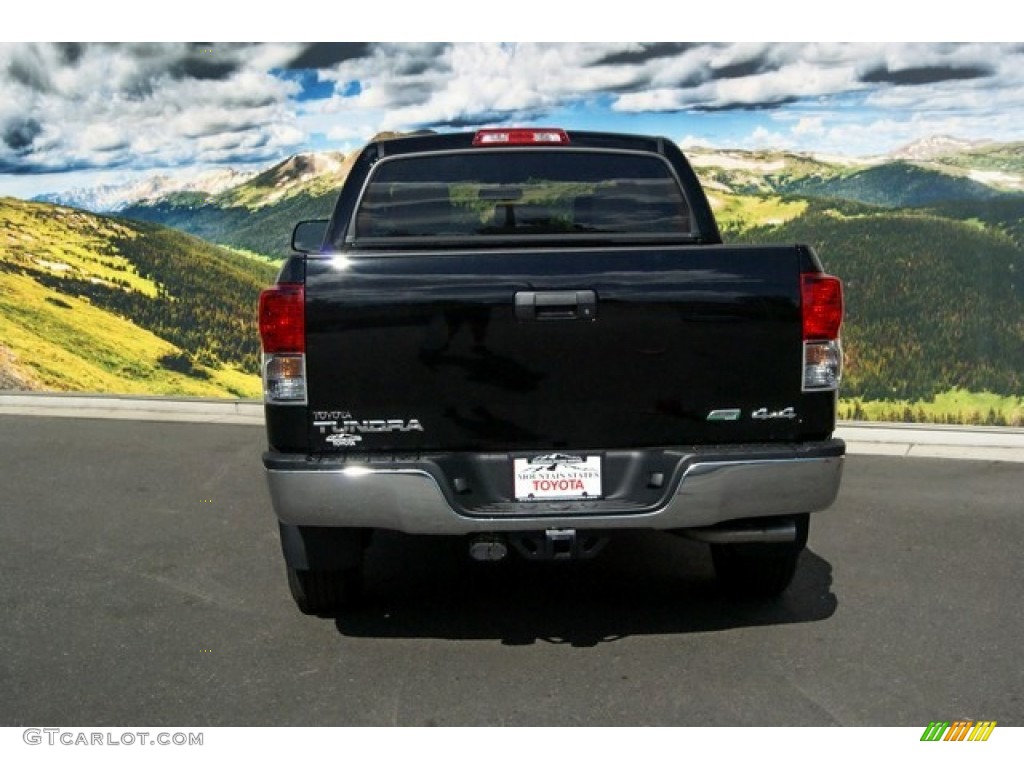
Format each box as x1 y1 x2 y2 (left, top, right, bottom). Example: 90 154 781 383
303 244 833 452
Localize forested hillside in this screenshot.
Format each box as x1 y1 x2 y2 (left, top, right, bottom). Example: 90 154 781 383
730 200 1024 406
780 163 1002 208
0 198 275 396
122 191 337 259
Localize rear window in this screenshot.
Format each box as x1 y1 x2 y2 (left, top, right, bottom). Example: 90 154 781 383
350 150 692 243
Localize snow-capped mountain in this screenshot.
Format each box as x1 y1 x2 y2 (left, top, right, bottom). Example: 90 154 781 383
889 135 987 161
32 167 257 213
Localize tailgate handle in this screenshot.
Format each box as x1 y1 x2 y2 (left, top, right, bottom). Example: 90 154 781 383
515 290 597 321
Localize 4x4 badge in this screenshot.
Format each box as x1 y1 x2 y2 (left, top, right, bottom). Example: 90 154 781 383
752 407 797 420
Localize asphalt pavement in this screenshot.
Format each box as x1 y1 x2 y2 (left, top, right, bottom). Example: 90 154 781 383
0 413 1021 726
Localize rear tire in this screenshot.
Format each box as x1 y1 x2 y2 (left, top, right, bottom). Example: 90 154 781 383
278 524 369 615
286 565 363 616
711 514 808 598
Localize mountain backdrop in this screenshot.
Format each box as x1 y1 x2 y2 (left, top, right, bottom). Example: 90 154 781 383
117 152 353 258
8 136 1024 423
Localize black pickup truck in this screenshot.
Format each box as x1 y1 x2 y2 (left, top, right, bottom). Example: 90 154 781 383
259 128 844 615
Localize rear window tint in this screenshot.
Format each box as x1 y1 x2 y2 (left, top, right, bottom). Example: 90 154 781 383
353 150 692 240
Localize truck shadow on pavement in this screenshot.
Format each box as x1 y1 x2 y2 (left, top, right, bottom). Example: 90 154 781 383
332 531 837 646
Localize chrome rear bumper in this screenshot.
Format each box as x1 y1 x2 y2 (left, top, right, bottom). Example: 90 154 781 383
264 441 844 535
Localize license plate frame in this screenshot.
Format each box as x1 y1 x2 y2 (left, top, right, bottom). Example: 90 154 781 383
513 454 602 501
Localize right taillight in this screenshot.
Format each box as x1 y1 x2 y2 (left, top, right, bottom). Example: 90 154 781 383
258 283 307 404
801 273 843 392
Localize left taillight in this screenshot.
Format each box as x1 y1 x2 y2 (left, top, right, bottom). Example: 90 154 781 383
258 283 306 404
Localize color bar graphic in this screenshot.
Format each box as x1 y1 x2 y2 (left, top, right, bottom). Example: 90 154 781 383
920 720 996 742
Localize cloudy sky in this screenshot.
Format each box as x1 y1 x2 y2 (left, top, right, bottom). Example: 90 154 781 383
2 41 1022 198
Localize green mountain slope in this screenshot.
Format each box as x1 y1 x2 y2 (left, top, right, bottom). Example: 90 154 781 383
731 200 1024 401
0 198 276 396
691 141 1024 207
122 191 338 259
781 162 1005 207
934 141 1024 174
923 197 1024 247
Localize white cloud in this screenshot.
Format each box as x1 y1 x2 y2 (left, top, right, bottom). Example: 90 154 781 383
80 123 127 152
793 117 825 136
318 43 676 129
748 126 793 150
0 43 307 173
613 89 689 113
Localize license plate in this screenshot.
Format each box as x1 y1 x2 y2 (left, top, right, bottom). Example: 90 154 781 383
513 454 602 501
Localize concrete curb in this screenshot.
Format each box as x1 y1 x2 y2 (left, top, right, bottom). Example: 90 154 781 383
0 393 264 425
835 423 1024 463
2 393 1024 463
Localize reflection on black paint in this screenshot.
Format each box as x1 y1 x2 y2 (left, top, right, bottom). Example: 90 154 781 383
419 306 545 393
442 406 542 442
